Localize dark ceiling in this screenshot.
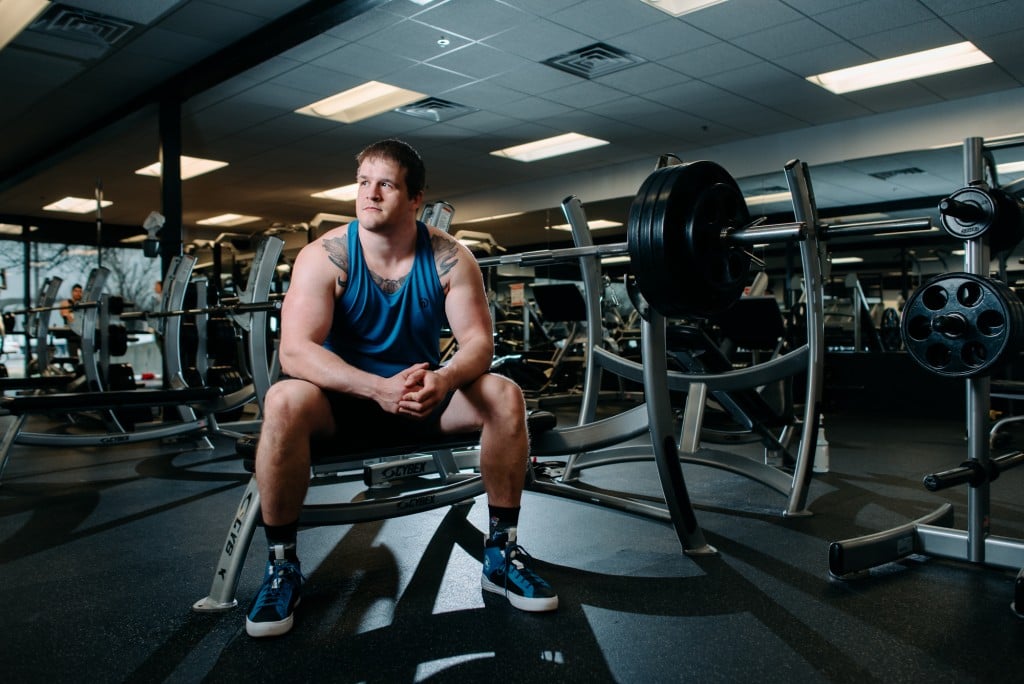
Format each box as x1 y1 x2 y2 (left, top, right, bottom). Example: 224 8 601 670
1 0 1023 282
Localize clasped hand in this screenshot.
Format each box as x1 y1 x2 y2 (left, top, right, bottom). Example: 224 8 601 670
379 362 450 418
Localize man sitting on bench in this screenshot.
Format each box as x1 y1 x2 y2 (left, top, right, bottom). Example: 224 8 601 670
246 138 558 638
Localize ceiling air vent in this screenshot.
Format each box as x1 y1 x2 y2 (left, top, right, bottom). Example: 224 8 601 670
394 97 478 123
543 42 644 79
869 167 925 181
24 4 136 60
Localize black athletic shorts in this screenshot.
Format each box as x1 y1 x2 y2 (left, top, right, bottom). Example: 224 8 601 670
305 382 457 451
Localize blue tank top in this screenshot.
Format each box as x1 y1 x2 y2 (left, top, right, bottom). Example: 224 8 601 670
323 220 445 377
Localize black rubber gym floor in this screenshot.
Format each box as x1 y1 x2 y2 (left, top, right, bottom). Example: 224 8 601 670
2 407 1023 683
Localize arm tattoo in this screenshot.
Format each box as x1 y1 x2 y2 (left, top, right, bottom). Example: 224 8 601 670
431 233 460 278
323 237 349 291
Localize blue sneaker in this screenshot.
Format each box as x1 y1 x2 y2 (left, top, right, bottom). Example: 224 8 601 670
482 531 558 612
245 545 304 638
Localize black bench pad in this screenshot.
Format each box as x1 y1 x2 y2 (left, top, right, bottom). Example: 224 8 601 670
236 410 558 468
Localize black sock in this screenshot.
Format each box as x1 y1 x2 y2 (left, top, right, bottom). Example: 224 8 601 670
265 520 299 562
488 505 520 543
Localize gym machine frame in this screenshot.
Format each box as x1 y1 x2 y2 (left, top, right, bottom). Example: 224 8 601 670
828 136 1024 617
152 234 283 436
0 236 286 484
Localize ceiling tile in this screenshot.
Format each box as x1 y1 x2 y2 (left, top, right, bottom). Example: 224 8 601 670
813 0 936 40
733 18 843 59
411 0 532 40
158 0 268 42
661 41 761 78
309 42 414 80
426 43 532 80
852 18 961 58
357 18 470 62
482 17 594 59
596 62 689 95
945 0 1024 37
604 15 717 61
546 0 663 41
682 0 804 39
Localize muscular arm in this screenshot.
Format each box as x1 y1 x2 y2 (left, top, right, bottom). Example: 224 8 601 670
433 233 494 389
399 230 493 416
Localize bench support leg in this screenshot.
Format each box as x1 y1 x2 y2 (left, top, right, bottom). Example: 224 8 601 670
193 475 261 612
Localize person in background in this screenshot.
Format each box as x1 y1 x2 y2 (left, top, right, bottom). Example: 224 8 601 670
244 138 558 638
59 283 83 361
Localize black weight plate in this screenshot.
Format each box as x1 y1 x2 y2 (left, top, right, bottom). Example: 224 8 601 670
901 272 1024 378
683 181 751 314
628 165 678 317
628 160 750 318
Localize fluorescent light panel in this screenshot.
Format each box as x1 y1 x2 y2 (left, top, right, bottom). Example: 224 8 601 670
312 183 359 201
641 0 727 17
0 223 25 235
197 213 260 227
997 160 1024 174
0 0 49 52
458 212 525 224
491 133 609 162
745 191 791 206
135 155 228 180
807 41 992 94
831 256 864 265
550 219 623 232
43 196 113 213
296 81 426 124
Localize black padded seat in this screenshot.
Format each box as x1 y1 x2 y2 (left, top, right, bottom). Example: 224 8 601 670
237 409 558 472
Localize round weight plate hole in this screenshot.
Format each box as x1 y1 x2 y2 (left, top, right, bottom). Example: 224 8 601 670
906 315 932 341
925 343 952 369
921 286 948 311
957 281 983 308
962 341 988 368
977 309 1006 336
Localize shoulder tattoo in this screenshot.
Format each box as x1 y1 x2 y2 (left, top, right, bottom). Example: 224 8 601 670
322 237 348 290
431 233 460 278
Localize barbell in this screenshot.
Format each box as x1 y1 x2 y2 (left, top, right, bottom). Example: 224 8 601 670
479 160 803 317
5 295 125 319
119 299 280 321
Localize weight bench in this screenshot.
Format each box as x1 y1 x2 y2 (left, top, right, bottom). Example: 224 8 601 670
0 386 226 484
193 409 557 612
0 375 77 394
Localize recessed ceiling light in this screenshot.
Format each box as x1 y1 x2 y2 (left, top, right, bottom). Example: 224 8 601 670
197 213 260 227
135 155 228 180
997 161 1024 174
807 41 992 94
43 196 113 213
745 191 791 206
296 81 426 124
0 223 25 235
549 219 623 231
0 0 49 52
457 212 525 224
491 133 609 162
831 256 864 265
312 183 359 201
640 0 727 17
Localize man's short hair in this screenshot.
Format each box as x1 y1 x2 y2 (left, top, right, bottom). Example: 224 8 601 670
356 139 426 200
